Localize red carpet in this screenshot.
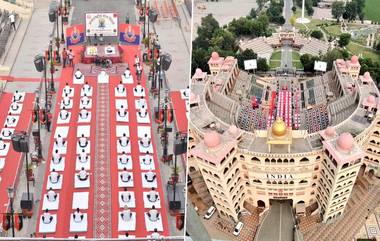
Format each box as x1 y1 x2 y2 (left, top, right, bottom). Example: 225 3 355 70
36 44 169 238
36 67 96 238
170 91 188 135
0 92 34 214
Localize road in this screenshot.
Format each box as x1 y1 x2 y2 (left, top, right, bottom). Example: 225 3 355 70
281 45 293 70
283 0 293 29
256 201 294 241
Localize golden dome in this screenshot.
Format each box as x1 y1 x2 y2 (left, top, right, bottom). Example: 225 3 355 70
272 118 287 136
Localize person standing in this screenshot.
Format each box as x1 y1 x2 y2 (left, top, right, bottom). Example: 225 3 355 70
9 13 15 31
62 48 67 68
68 49 74 67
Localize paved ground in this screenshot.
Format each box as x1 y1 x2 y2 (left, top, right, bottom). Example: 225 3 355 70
312 7 332 20
192 0 257 39
10 0 55 78
281 46 293 70
283 0 293 29
256 201 294 241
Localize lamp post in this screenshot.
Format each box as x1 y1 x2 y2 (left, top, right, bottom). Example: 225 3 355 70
143 0 146 39
34 91 43 159
60 0 65 43
49 41 56 93
7 186 15 238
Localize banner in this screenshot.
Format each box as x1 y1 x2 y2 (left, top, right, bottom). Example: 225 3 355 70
66 24 85 46
85 13 118 37
119 24 141 45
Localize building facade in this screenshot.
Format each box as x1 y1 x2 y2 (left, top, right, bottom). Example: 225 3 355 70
188 52 380 223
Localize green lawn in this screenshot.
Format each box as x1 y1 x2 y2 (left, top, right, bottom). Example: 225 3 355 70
271 51 282 61
270 51 282 69
292 51 303 69
323 24 341 37
346 42 380 62
364 0 380 22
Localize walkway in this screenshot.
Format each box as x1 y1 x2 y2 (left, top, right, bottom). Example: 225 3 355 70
280 0 294 71
93 84 112 238
10 0 54 77
256 201 294 241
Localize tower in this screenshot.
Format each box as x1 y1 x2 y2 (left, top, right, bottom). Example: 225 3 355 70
317 132 364 223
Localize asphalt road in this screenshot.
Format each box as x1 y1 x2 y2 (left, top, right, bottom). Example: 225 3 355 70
256 201 294 241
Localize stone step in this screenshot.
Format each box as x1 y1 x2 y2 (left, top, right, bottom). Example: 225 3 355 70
0 1 32 18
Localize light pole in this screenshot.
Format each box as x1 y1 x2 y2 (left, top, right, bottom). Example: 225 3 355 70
7 186 15 238
60 0 65 43
143 0 146 38
34 91 43 159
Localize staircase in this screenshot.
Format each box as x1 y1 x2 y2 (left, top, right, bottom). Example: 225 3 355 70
93 83 112 238
303 175 380 241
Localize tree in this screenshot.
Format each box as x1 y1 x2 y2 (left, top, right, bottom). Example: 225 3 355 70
191 48 210 74
197 14 220 41
267 0 285 24
210 29 237 53
257 0 267 10
236 49 258 69
331 1 345 21
359 57 380 85
310 30 323 40
375 42 380 51
300 54 319 72
338 33 351 47
344 1 358 21
292 6 296 13
248 8 257 19
257 58 269 72
322 48 344 70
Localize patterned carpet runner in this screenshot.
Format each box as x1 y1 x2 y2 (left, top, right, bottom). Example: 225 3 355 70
93 83 112 238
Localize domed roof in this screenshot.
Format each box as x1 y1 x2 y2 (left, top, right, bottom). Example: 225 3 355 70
195 68 203 74
204 131 221 148
337 132 354 152
367 95 376 104
351 55 359 64
364 71 371 79
211 51 220 60
271 118 287 137
228 125 239 136
325 126 335 137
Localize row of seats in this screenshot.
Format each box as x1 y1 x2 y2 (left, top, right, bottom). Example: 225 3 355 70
39 81 95 235
114 78 163 239
304 105 329 133
0 91 26 173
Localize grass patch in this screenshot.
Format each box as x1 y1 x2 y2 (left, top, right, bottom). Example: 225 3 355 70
323 24 341 37
271 51 282 61
270 60 281 69
346 42 380 62
270 51 282 69
292 51 303 69
364 0 380 22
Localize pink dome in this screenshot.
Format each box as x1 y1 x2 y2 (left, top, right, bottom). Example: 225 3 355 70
228 125 239 136
367 95 376 104
204 131 221 148
337 133 354 151
351 55 359 63
325 127 335 137
364 72 371 79
195 68 203 75
211 52 220 60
